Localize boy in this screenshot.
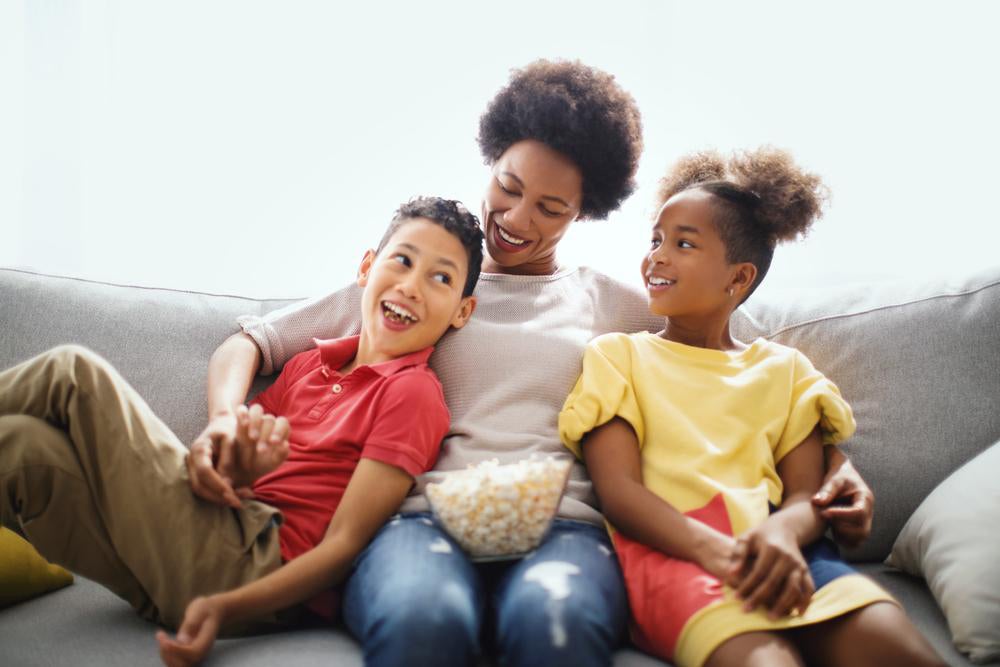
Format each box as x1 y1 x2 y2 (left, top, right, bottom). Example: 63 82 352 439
0 197 483 666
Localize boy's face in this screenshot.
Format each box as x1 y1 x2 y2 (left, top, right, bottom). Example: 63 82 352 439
357 218 476 363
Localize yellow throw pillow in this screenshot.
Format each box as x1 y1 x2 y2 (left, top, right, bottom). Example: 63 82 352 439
0 527 73 608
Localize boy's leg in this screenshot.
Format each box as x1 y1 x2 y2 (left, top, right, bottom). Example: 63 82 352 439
0 345 282 629
491 520 628 667
788 601 947 667
342 513 484 667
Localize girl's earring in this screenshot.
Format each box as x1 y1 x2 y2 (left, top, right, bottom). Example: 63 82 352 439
727 287 735 297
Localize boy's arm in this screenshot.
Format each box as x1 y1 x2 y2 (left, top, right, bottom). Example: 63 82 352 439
582 417 738 581
732 427 826 618
186 333 262 508
157 458 413 667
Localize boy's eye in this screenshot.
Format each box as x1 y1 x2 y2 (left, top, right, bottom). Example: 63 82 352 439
392 253 411 266
433 272 452 285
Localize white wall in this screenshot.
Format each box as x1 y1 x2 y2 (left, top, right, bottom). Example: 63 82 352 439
3 1 999 300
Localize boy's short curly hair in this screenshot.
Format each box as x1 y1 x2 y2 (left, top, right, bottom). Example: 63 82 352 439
654 147 829 300
477 59 643 220
376 197 484 297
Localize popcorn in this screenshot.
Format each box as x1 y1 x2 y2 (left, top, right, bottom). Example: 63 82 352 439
426 457 573 560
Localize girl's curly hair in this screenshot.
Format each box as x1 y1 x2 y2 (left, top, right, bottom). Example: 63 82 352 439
477 59 643 220
654 147 829 298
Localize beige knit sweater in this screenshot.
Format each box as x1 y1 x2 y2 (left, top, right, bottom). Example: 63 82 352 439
238 266 661 525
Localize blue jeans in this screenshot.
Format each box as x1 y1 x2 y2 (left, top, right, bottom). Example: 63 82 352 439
342 513 628 667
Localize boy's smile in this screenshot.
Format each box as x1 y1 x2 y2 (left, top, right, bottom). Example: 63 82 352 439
353 219 476 369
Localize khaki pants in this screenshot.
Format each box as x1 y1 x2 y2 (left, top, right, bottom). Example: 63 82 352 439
0 345 284 632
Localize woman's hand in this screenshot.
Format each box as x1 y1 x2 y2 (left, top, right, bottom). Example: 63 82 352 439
812 449 874 548
729 521 815 619
156 596 225 667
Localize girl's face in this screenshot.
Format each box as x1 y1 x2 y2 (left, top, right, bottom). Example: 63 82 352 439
642 189 752 319
480 139 583 276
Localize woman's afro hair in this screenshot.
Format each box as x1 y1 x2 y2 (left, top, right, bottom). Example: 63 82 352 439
477 59 643 220
654 147 829 247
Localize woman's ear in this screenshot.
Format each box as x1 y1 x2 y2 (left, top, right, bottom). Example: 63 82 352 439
356 249 376 287
449 296 477 330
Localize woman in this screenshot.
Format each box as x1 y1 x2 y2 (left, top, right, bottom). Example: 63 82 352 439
195 60 874 666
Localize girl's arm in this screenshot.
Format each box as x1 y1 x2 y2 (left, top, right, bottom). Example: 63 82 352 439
732 426 827 618
582 417 738 581
156 458 413 667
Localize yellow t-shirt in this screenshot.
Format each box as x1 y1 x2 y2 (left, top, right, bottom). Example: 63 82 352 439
559 332 855 537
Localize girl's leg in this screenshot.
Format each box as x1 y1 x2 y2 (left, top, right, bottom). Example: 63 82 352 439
788 601 947 667
704 632 804 667
0 345 282 630
342 513 484 667
491 520 628 667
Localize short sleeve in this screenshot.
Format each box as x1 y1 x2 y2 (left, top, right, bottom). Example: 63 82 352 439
774 350 856 464
361 371 450 478
559 334 644 460
238 282 363 375
248 347 316 413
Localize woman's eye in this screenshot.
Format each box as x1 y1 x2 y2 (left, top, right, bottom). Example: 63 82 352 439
433 272 452 285
392 253 411 266
539 206 561 218
497 179 518 196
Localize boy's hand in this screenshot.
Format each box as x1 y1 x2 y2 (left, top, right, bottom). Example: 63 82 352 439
155 596 223 667
728 521 815 619
187 414 242 509
227 404 291 491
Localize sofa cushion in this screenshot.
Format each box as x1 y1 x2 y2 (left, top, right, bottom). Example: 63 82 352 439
886 440 1000 663
732 267 1000 562
0 527 73 608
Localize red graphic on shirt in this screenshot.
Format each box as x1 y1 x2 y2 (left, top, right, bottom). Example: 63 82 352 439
613 492 732 661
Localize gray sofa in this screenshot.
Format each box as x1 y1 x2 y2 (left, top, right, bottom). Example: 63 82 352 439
1 265 998 667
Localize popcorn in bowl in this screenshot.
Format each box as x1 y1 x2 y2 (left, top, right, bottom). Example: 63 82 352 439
425 457 573 560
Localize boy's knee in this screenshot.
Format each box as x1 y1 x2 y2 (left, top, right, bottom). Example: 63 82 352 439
47 344 106 371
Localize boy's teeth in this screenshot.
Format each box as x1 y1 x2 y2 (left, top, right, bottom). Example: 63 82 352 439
382 301 417 323
498 226 527 245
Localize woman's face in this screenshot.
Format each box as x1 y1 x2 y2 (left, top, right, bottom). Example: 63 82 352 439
480 139 584 276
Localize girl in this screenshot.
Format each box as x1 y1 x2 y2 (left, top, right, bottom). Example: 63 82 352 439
559 148 944 667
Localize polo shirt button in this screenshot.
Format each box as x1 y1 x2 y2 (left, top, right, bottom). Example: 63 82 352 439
332 384 343 394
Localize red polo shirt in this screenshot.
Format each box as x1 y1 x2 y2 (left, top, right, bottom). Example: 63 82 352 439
250 336 449 617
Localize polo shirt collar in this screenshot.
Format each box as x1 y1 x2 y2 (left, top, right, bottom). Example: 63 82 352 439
313 335 433 376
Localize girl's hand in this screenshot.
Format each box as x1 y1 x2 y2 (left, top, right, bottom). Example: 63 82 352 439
155 596 224 667
694 530 742 584
729 522 815 619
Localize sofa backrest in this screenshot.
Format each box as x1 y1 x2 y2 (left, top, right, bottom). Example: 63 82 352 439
3 265 999 563
732 266 1000 561
0 268 295 446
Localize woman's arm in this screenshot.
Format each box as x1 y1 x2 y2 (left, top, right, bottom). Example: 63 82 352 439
732 427 826 618
186 333 263 508
813 446 875 548
582 417 738 580
157 458 413 667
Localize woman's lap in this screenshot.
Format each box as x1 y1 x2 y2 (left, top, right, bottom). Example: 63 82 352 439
342 513 627 667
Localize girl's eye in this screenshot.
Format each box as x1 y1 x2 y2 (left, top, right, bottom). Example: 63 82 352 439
678 239 694 249
650 237 661 249
433 272 452 285
392 253 411 267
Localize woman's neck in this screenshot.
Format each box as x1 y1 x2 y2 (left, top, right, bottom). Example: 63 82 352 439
481 254 559 276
